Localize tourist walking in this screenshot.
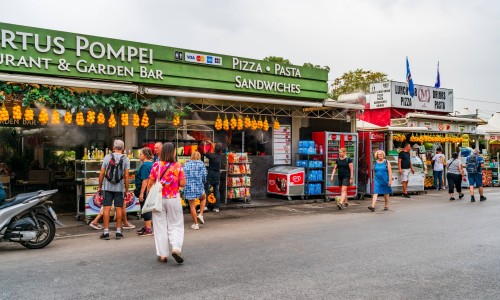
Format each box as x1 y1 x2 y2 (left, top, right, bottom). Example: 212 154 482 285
135 147 154 236
466 148 487 202
147 142 186 264
398 143 414 198
330 148 353 210
432 148 446 190
446 152 464 200
184 151 207 230
97 139 130 240
368 150 392 211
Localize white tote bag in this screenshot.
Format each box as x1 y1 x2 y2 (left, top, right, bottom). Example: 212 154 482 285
142 164 166 214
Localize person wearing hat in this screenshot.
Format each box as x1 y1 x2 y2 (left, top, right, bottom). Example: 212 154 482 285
465 148 487 202
98 139 131 240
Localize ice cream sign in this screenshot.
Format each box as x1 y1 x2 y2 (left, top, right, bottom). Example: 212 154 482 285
437 123 451 132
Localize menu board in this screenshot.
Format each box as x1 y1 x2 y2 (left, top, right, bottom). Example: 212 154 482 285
273 125 292 165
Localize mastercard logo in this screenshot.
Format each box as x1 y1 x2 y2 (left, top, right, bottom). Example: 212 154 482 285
196 55 205 62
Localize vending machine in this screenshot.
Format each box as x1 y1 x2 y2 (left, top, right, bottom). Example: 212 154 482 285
312 132 359 199
358 132 386 195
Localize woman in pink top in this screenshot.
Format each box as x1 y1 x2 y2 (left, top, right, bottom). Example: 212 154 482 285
147 142 186 264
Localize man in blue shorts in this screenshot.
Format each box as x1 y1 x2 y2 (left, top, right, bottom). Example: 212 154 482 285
98 139 130 239
466 148 486 202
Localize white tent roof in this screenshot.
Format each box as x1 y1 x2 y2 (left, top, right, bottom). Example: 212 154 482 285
488 112 500 129
356 119 383 131
477 123 500 135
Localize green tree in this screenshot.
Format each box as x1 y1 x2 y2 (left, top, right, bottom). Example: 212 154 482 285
303 62 331 73
263 56 292 65
329 69 388 100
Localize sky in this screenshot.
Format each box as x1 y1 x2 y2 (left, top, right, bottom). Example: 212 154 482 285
1 0 499 119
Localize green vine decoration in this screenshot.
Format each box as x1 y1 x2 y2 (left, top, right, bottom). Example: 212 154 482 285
0 81 191 118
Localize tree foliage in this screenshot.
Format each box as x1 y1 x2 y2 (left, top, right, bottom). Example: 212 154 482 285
263 56 292 65
303 62 330 73
329 69 388 100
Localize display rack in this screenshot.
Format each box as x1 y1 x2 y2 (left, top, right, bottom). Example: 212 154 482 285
225 152 251 203
75 158 141 223
295 153 325 199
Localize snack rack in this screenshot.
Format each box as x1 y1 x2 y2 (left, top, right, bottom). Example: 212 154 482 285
225 152 251 204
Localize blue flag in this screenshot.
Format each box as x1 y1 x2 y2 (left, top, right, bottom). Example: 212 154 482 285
434 61 440 88
406 56 415 97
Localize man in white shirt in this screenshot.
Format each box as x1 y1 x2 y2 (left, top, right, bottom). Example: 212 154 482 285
432 148 446 190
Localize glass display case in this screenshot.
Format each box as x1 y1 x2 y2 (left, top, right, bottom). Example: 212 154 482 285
75 159 142 222
386 155 425 194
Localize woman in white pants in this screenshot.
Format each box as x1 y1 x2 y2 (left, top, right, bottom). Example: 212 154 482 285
147 142 186 264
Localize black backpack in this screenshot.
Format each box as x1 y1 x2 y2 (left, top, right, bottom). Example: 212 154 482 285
105 154 125 184
466 155 479 174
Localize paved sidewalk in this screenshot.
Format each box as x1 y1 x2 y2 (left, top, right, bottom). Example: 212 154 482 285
53 188 440 238
57 186 500 238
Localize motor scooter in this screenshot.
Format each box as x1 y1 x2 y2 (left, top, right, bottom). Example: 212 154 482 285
0 189 63 249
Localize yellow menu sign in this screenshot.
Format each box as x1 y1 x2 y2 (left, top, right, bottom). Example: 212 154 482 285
462 134 470 147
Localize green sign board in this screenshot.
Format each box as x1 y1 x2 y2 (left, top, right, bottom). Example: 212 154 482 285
0 23 328 101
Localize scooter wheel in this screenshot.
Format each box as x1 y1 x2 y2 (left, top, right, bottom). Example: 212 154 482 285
20 214 56 249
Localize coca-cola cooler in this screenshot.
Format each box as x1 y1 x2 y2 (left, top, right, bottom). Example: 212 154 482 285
267 166 305 201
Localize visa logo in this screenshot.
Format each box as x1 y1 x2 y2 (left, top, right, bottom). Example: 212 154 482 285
186 54 195 60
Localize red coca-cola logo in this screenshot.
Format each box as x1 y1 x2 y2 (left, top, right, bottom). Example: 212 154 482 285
330 134 337 140
347 135 353 141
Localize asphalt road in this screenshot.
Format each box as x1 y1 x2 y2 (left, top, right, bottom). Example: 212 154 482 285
1 190 499 300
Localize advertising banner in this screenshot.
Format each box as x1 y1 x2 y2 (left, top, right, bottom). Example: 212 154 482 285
0 22 328 100
369 81 453 113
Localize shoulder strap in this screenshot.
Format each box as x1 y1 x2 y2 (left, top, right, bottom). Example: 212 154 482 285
157 162 172 183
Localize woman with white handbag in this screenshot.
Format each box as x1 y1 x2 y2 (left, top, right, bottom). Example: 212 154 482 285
146 142 186 264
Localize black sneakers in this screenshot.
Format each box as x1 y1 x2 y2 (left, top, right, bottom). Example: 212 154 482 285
480 196 487 201
449 197 455 201
459 193 465 199
116 232 123 240
368 206 375 212
402 193 411 198
100 233 110 240
471 196 475 202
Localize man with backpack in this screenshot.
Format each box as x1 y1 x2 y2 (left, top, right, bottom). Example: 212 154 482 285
466 148 487 202
98 139 131 240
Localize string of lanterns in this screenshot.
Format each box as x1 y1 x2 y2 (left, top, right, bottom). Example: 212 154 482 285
213 114 280 131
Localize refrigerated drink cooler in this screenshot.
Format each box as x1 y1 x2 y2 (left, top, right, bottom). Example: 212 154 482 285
313 132 359 200
358 131 386 197
267 166 305 201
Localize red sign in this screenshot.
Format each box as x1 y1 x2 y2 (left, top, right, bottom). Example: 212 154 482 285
330 134 337 141
268 173 288 194
290 172 304 185
347 135 353 141
370 133 385 140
